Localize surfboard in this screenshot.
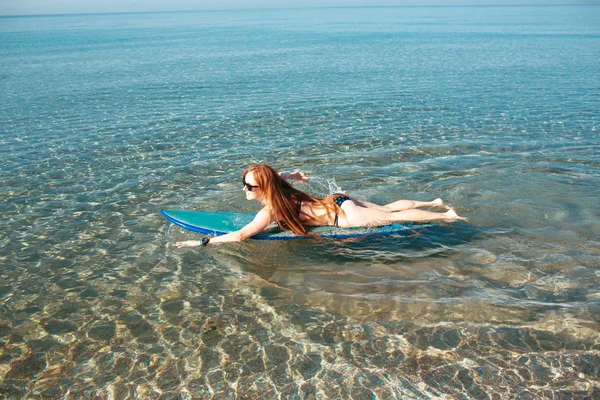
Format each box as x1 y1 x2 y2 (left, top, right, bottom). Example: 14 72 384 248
161 209 435 240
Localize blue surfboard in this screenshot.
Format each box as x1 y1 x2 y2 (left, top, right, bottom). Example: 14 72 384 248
161 209 435 240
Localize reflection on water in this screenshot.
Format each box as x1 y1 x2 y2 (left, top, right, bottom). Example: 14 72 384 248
2 180 600 398
3 219 599 398
2 5 600 399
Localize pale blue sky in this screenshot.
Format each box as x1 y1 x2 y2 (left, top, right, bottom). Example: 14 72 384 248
1 0 598 16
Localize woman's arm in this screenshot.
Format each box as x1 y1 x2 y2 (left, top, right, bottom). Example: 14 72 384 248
174 207 273 247
279 171 309 184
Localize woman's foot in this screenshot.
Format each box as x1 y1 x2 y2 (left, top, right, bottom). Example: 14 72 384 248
431 198 447 209
444 208 468 222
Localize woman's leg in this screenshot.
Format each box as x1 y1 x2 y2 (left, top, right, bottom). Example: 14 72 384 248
355 198 446 212
338 201 465 227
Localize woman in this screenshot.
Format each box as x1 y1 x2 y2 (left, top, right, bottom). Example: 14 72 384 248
175 164 465 247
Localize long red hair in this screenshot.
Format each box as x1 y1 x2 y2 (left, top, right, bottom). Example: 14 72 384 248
242 165 345 236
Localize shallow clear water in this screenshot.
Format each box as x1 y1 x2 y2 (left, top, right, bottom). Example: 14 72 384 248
1 5 599 399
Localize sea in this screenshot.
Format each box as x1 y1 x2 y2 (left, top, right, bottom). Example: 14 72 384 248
1 5 599 399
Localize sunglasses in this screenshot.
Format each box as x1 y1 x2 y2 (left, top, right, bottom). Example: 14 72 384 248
242 179 259 191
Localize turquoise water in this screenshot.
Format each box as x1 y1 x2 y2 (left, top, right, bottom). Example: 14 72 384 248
1 5 600 399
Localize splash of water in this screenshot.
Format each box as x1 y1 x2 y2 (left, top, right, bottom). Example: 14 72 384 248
304 176 344 196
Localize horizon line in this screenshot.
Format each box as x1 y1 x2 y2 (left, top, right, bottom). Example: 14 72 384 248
1 3 597 18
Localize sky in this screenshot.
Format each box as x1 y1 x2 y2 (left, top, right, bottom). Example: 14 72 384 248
0 0 598 16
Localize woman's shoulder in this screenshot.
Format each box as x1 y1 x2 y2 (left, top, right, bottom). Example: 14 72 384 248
259 206 277 218
258 205 273 213
252 207 275 223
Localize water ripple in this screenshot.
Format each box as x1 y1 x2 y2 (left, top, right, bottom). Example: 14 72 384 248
2 5 600 399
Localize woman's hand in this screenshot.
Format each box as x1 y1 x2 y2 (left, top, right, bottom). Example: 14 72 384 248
174 240 200 248
281 171 309 184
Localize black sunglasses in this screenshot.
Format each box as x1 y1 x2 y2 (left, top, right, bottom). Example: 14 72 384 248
242 179 259 191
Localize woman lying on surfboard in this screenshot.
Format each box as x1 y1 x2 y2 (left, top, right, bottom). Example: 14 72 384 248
175 164 466 247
